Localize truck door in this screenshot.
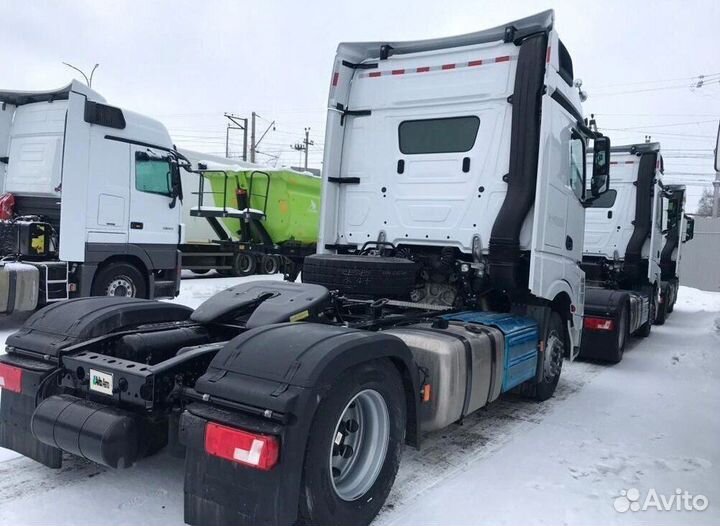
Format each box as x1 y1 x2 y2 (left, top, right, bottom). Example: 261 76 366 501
128 145 181 246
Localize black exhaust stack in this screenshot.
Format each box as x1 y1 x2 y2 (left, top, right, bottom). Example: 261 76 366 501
622 151 657 286
488 32 548 293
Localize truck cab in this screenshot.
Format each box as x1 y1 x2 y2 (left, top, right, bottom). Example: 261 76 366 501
580 142 664 362
312 10 610 357
0 81 183 312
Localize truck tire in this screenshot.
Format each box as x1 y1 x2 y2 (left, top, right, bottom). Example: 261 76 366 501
608 303 628 364
655 285 668 325
302 254 417 298
637 290 656 338
298 359 405 526
260 254 280 275
91 262 148 299
232 253 257 277
527 312 565 401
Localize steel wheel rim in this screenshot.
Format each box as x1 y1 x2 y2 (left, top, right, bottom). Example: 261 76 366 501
329 389 390 501
263 256 279 274
106 276 135 297
237 254 254 274
543 330 564 382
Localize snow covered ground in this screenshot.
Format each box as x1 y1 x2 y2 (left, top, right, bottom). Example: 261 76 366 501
0 279 718 525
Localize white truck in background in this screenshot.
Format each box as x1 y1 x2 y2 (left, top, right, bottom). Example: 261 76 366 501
657 183 694 323
0 81 184 313
579 142 665 362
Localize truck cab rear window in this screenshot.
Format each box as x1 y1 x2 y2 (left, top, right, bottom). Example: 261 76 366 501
589 189 617 208
398 116 480 155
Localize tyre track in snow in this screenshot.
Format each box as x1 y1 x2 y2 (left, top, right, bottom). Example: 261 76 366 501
376 356 609 523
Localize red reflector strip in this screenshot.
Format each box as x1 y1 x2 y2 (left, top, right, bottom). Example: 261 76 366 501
362 55 516 78
584 316 614 331
0 363 22 393
331 71 339 86
625 160 635 164
546 46 551 63
205 422 279 471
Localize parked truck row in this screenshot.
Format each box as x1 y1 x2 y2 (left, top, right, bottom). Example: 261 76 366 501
0 9 706 526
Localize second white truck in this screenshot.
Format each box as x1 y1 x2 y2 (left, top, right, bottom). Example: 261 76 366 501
580 142 665 362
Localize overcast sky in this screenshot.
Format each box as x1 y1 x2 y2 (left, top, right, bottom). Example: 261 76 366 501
2 0 719 209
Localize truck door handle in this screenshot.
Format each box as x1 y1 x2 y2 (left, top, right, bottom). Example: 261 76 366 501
131 222 144 230
607 211 613 219
565 235 573 250
397 159 404 174
462 157 471 173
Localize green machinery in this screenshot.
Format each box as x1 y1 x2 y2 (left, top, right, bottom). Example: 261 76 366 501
180 166 321 278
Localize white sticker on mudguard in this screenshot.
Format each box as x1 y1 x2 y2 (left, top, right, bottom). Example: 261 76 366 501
89 369 114 396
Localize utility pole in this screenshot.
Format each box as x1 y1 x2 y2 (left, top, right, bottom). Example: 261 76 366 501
713 122 720 218
250 113 276 164
250 112 257 163
292 128 314 170
224 113 248 160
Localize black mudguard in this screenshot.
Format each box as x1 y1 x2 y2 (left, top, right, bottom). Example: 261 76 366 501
1 297 192 468
181 322 421 526
5 296 193 357
580 287 630 360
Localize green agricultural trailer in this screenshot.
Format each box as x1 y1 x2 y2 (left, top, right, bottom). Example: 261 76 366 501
179 153 321 279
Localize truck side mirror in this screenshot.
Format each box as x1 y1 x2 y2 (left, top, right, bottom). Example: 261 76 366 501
684 216 695 242
168 160 183 208
591 136 611 197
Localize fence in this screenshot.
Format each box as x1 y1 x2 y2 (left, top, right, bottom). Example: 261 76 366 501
679 217 720 292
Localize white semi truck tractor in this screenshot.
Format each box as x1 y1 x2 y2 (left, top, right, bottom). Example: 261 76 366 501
0 81 184 313
580 142 666 362
0 11 610 526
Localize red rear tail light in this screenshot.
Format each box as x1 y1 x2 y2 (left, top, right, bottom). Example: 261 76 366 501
0 363 23 393
205 422 279 471
584 316 614 331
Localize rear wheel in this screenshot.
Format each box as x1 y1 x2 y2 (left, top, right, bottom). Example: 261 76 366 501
608 303 628 363
91 262 147 299
260 254 281 275
655 291 668 325
298 360 405 526
637 290 656 338
232 253 257 277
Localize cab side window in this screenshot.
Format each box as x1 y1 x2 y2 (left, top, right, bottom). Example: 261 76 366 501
135 151 172 196
569 135 585 200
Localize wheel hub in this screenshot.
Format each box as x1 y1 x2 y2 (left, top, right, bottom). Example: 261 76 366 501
106 277 135 297
329 389 390 501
